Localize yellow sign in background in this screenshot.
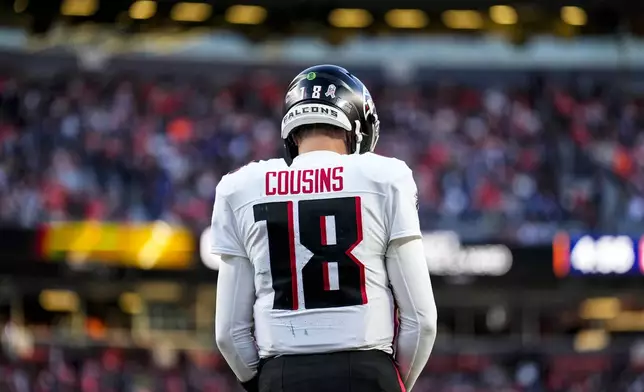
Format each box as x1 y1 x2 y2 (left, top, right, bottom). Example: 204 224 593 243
40 221 194 270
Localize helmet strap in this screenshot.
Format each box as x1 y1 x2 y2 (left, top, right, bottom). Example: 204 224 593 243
353 120 363 155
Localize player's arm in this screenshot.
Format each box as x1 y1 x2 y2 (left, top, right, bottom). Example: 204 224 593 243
385 163 437 391
386 237 437 391
215 254 260 389
211 186 260 391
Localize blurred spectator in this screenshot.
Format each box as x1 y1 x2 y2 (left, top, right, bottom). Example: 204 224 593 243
0 69 640 241
1 342 643 392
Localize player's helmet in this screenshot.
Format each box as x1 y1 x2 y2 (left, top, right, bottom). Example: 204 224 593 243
281 64 380 165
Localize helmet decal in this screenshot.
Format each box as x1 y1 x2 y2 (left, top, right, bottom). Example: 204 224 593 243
325 84 336 99
362 87 379 128
285 86 300 107
281 64 381 164
362 86 380 150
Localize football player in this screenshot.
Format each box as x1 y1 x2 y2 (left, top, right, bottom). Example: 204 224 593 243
213 64 437 392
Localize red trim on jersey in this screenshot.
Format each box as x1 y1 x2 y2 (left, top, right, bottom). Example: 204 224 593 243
393 363 406 392
287 201 299 310
346 196 367 304
322 262 331 291
320 216 331 291
320 216 328 245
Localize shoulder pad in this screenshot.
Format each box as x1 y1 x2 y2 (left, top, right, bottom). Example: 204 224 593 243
227 160 259 175
357 153 413 184
218 159 283 197
218 162 257 196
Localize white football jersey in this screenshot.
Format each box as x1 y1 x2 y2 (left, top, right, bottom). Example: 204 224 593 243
211 150 421 357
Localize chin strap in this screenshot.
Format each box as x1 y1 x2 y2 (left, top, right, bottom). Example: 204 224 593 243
353 120 363 155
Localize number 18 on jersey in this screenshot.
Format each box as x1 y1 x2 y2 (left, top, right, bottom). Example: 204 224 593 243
253 197 367 311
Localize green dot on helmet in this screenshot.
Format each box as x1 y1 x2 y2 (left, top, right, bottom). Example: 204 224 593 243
306 72 316 81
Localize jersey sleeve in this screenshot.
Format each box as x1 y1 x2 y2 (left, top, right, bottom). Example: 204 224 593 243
215 254 259 382
387 163 422 242
386 237 437 391
211 181 247 258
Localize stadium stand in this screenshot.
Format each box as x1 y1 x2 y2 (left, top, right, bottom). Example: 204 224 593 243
1 0 644 391
1 68 641 243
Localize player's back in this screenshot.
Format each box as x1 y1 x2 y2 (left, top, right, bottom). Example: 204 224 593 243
217 150 413 357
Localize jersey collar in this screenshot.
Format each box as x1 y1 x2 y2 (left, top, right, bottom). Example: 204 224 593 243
292 150 342 163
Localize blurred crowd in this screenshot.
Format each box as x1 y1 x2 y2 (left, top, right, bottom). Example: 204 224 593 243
550 81 644 225
0 344 236 392
2 343 644 392
0 68 641 239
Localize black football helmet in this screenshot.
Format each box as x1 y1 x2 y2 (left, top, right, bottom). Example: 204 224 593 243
281 64 380 165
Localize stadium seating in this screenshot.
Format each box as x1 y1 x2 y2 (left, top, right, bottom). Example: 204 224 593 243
1 70 640 243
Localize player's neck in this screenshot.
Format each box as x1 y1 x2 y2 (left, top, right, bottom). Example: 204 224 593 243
297 136 348 156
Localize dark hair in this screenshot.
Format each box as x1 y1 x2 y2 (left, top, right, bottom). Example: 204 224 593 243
292 124 346 145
